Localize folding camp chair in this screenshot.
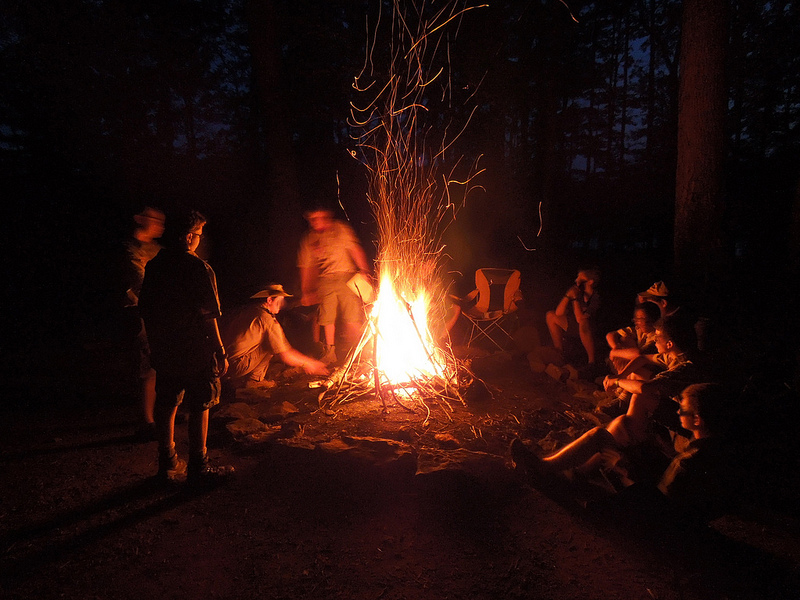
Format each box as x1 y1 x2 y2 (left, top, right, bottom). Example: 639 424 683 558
457 268 522 350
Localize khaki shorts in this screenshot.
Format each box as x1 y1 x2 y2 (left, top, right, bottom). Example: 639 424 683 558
318 273 363 327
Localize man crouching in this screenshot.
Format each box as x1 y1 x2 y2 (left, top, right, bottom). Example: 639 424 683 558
221 284 329 389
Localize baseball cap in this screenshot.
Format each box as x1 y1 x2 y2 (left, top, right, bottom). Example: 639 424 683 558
638 281 669 299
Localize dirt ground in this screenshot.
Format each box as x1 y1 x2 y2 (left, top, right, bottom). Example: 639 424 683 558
3 342 800 600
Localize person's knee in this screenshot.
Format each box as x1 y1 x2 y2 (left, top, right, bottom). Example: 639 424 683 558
607 414 644 446
587 426 616 447
578 319 595 336
606 331 617 348
546 311 565 329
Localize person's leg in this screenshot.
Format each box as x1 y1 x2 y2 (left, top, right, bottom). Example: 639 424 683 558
338 278 366 352
227 348 273 385
606 391 659 446
188 408 209 459
154 374 185 480
322 324 336 346
546 310 567 350
578 319 596 364
142 369 156 423
135 324 157 440
542 426 617 471
185 376 234 485
317 277 339 363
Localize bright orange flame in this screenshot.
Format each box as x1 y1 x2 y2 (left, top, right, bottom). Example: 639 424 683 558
372 273 447 385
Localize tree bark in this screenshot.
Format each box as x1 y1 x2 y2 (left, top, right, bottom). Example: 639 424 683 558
245 0 304 285
673 0 729 300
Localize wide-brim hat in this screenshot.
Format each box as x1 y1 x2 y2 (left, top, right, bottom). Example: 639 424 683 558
250 284 293 299
638 281 669 299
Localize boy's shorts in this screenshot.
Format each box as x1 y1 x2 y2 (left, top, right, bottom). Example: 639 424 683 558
155 371 221 412
317 273 363 327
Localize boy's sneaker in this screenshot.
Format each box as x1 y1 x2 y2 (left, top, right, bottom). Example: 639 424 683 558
188 455 235 488
156 451 187 483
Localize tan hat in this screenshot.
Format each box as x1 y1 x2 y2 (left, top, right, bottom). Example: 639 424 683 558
638 281 669 299
250 284 293 299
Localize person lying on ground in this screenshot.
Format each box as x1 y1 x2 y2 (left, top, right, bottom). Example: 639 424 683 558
221 284 329 388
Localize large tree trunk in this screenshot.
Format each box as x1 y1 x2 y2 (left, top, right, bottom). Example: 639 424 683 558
673 0 729 301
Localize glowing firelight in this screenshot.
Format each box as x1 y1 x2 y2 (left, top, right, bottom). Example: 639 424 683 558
320 1 486 411
372 273 447 385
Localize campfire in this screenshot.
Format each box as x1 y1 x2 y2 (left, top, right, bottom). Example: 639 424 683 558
318 1 486 420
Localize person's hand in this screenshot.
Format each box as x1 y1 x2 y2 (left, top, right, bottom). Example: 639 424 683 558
304 359 329 377
301 292 319 307
214 350 229 377
603 375 618 391
565 285 580 300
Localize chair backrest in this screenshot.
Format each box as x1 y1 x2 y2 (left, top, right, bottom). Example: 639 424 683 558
474 268 521 315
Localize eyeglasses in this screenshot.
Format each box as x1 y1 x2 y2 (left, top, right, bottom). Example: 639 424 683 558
189 231 203 239
677 409 694 417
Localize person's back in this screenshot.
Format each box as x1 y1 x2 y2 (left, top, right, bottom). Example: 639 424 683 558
138 209 232 486
140 245 221 375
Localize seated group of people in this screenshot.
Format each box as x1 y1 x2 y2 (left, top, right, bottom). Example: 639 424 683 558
528 274 735 525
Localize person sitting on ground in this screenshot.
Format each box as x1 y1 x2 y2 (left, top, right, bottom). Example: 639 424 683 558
513 313 700 480
221 284 329 388
546 268 602 368
606 302 661 375
297 205 372 365
139 209 234 485
655 382 737 523
537 383 736 528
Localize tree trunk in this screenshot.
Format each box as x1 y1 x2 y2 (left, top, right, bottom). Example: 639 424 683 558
245 0 303 286
673 0 729 302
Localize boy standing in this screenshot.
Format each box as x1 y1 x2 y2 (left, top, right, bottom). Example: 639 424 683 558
139 209 233 485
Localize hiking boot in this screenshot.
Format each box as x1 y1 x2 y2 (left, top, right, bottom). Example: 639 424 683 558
156 450 187 483
187 454 235 488
320 345 337 365
509 438 551 482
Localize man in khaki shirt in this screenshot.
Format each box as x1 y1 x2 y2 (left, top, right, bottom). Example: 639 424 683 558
297 207 371 365
221 284 328 387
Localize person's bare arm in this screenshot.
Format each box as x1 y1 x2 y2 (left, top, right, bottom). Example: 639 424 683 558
300 265 319 306
204 318 228 376
556 285 579 317
606 354 658 382
609 346 642 362
347 241 371 275
276 348 329 376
